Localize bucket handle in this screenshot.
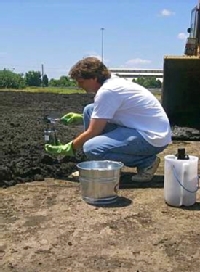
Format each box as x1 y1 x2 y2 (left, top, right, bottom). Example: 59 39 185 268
172 165 199 193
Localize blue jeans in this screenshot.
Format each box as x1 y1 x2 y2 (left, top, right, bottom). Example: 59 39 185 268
83 103 167 169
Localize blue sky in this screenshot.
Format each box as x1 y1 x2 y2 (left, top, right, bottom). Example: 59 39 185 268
0 0 197 79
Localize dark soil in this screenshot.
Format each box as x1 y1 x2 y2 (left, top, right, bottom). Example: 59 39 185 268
0 90 199 188
171 126 200 141
0 91 94 187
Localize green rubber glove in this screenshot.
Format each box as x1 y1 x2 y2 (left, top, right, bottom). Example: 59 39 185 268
60 112 83 125
45 141 75 156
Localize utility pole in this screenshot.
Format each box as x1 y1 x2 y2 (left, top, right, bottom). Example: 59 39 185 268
41 64 44 87
100 28 105 62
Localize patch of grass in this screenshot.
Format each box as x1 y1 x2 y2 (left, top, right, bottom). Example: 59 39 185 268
0 87 161 100
0 87 86 94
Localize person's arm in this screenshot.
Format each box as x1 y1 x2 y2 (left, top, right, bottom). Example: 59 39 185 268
72 118 107 150
44 118 108 156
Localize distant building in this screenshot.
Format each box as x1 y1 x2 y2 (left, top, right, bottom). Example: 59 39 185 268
109 68 163 82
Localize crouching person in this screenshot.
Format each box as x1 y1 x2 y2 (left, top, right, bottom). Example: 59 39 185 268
45 57 171 182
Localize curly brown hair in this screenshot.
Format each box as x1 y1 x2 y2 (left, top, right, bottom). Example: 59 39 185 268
69 57 111 85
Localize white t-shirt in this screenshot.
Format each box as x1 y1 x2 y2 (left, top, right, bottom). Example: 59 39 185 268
91 77 172 147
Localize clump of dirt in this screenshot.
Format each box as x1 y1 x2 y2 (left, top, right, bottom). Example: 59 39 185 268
171 126 200 141
0 91 94 187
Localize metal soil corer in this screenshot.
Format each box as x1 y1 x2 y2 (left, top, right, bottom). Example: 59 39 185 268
44 115 65 163
44 115 60 145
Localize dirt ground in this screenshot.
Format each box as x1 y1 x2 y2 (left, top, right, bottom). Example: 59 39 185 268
1 91 200 272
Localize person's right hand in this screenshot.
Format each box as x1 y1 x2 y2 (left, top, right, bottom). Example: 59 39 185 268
60 112 83 125
45 141 75 156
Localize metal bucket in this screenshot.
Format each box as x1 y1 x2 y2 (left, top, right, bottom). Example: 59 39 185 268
77 160 124 205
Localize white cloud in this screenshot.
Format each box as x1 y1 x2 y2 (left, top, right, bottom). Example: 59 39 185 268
159 9 175 16
177 33 188 40
124 58 151 67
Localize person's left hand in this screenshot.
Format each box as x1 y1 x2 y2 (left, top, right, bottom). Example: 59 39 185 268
60 112 83 126
45 141 75 156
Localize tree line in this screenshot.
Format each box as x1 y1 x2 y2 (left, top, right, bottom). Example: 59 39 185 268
132 77 162 89
0 69 162 89
0 69 76 89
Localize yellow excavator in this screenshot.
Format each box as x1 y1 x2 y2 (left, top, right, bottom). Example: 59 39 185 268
162 1 200 130
184 1 200 56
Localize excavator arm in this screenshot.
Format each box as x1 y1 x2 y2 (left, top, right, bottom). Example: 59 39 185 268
185 2 200 56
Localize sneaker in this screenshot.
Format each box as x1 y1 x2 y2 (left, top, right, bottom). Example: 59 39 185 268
68 171 79 180
132 157 161 182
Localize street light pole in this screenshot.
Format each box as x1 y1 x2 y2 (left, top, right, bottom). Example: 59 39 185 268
100 27 105 62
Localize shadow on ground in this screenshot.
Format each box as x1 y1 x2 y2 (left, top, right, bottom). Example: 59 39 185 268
86 196 133 208
120 174 164 189
179 201 200 211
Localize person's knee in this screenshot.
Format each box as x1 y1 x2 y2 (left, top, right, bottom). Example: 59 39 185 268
83 139 99 159
83 140 93 158
83 103 94 130
83 103 94 116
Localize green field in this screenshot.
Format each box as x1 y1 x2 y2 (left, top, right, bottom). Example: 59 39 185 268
0 87 161 100
0 87 86 94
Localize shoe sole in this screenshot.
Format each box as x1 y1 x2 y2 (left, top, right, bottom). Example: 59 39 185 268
132 157 160 182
